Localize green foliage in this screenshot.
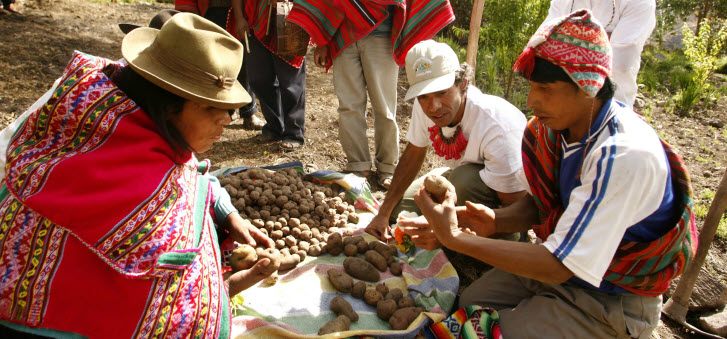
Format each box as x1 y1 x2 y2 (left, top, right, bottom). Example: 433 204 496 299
442 0 549 108
657 0 727 39
674 20 727 115
638 48 692 94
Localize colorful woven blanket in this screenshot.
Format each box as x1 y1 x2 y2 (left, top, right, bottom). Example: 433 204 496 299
227 231 457 338
521 116 698 296
287 0 454 69
214 164 457 337
426 305 501 339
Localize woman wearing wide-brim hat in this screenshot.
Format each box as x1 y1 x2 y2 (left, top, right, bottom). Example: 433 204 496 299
0 13 274 338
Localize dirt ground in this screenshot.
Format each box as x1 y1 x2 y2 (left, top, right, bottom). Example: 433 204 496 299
1 0 726 337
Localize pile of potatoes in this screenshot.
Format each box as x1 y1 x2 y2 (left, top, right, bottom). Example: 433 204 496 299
320 236 423 334
219 167 362 262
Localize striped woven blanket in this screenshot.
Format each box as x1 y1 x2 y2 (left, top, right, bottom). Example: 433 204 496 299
215 163 458 337
227 230 457 338
287 0 454 69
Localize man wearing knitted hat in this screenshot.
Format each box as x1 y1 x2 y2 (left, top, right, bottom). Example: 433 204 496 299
411 10 697 337
365 40 527 244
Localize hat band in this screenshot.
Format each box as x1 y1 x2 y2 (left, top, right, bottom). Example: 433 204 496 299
148 41 235 90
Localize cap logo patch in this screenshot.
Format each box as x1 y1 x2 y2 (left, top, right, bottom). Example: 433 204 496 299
414 56 433 77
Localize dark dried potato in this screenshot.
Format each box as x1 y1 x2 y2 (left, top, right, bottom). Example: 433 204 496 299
327 268 353 293
423 174 451 203
389 261 403 276
365 250 387 272
318 315 351 335
375 283 389 296
228 244 257 271
326 232 344 256
364 289 384 306
343 257 380 282
385 288 404 302
344 244 358 257
397 296 415 309
330 296 359 322
351 281 367 299
376 299 398 320
389 307 424 331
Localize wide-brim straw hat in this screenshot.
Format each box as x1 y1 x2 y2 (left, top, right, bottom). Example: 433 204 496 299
121 13 250 109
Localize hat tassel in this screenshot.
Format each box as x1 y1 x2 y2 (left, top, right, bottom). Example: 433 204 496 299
513 46 535 78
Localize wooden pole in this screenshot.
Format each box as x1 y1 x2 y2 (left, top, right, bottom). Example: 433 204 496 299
662 168 727 339
465 0 486 75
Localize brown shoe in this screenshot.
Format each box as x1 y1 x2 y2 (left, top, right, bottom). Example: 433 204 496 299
242 115 264 130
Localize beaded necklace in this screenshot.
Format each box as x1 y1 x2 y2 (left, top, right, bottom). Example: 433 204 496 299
428 124 468 160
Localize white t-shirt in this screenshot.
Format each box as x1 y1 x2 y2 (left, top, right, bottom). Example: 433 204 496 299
534 100 674 289
540 0 656 107
407 86 526 193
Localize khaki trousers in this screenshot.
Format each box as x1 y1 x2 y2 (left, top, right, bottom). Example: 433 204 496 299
332 35 399 174
460 268 662 339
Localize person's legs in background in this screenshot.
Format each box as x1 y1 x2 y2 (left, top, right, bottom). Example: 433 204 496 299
333 41 372 176
359 36 399 189
203 5 262 130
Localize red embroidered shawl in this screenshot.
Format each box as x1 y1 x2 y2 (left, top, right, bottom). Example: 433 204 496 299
522 117 698 296
287 0 455 69
0 52 229 338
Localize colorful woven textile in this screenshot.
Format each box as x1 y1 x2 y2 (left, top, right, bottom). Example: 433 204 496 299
425 305 501 339
0 52 229 338
513 9 612 97
225 0 306 68
221 230 456 338
212 161 380 213
521 116 698 296
287 0 454 69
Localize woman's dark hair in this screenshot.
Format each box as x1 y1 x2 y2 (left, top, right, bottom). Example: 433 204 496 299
111 65 190 153
525 57 615 100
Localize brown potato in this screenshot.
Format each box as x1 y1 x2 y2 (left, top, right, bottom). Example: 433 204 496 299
423 174 451 203
330 296 358 322
343 257 380 282
385 288 403 302
365 250 387 272
327 268 353 293
397 296 414 309
228 244 257 272
375 283 389 296
351 281 367 299
364 289 384 306
389 262 403 276
318 315 351 335
376 299 398 320
389 307 424 330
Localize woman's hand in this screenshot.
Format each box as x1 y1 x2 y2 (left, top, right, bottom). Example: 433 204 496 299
314 45 328 68
397 215 439 250
224 258 273 296
412 184 460 247
365 213 392 241
225 213 275 249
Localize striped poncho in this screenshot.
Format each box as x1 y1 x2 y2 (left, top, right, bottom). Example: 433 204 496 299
0 52 230 338
287 0 454 69
522 116 698 296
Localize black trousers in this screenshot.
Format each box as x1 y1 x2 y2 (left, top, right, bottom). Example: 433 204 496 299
248 35 306 143
204 7 258 118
